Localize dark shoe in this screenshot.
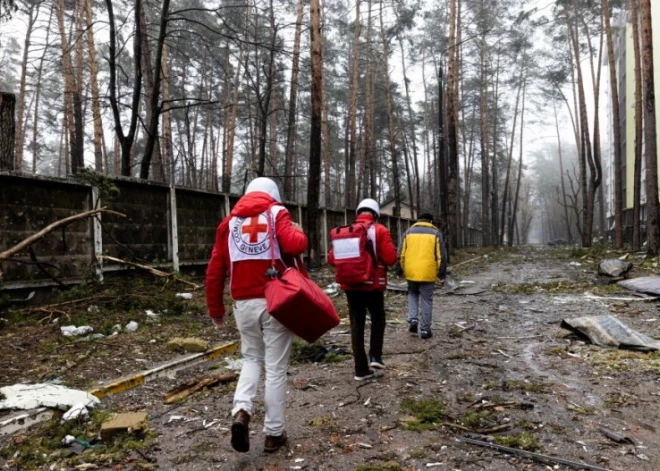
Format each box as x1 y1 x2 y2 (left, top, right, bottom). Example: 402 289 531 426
408 319 419 334
370 357 385 369
264 430 288 453
231 410 250 452
354 369 377 381
420 329 433 339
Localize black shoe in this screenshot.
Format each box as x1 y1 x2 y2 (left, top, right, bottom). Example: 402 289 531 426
370 357 385 369
408 319 419 334
354 369 377 381
231 410 250 452
420 329 433 339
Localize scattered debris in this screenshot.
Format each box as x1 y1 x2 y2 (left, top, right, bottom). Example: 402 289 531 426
224 358 244 372
111 324 122 335
125 321 139 333
145 310 161 323
600 428 635 445
386 282 408 293
62 435 76 445
166 337 209 353
561 315 660 351
100 412 148 440
163 373 238 404
0 408 54 436
324 283 341 297
175 293 193 300
61 325 94 337
62 403 90 422
89 341 239 399
458 436 612 471
0 383 100 411
598 260 633 278
447 285 486 296
618 277 660 296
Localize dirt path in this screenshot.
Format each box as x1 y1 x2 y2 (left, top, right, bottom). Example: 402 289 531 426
3 247 660 470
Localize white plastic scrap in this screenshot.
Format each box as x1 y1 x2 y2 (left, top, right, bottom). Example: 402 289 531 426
62 403 89 422
60 325 94 337
62 435 76 445
224 358 244 372
111 324 122 335
125 321 139 332
324 283 341 297
145 310 161 322
175 293 193 300
0 384 100 411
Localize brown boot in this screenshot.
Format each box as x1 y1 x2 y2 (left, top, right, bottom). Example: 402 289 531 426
264 430 288 453
231 410 250 452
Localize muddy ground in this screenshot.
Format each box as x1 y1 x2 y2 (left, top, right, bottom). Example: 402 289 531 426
2 246 660 471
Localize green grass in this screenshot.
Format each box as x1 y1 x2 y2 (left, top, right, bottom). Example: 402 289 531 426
493 431 541 451
400 397 446 432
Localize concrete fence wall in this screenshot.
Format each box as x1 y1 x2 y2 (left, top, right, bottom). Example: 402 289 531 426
0 173 415 289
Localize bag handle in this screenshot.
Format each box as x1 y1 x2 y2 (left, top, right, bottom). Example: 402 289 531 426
266 203 287 278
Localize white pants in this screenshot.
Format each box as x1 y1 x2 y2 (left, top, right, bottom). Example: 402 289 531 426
231 298 293 436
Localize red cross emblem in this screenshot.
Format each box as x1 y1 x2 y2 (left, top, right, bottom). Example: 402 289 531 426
241 216 268 243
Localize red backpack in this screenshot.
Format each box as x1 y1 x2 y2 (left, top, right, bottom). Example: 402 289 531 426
330 222 376 284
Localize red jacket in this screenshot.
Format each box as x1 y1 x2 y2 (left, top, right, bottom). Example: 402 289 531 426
205 191 308 320
328 213 398 291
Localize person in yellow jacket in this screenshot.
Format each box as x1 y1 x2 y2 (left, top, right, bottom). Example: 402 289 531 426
399 213 447 339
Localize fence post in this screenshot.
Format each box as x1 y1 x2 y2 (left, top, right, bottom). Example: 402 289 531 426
0 92 16 171
322 208 328 263
91 186 104 282
169 186 180 272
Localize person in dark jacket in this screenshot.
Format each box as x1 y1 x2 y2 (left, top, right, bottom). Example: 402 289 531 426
328 199 398 380
399 213 447 339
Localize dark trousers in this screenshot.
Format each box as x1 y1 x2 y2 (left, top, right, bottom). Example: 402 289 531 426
345 290 386 376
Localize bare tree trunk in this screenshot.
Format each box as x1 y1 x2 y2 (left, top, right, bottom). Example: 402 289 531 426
602 0 623 246
399 36 419 217
555 102 573 244
140 0 171 180
491 48 501 245
32 4 53 174
446 0 460 249
161 43 173 184
364 0 375 199
54 0 82 174
500 58 524 245
283 0 304 200
0 93 15 171
479 27 491 246
307 0 323 266
379 0 400 216
345 0 361 208
508 78 525 247
223 40 247 193
15 1 38 171
632 0 643 250
105 0 142 176
640 0 660 255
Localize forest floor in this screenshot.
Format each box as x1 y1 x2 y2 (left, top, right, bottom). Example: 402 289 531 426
2 245 660 471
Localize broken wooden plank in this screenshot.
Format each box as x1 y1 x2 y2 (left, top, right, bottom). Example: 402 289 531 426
89 341 239 399
163 373 238 404
100 412 148 440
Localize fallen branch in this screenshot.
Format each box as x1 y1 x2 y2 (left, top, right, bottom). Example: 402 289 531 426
458 436 612 471
163 373 238 404
98 255 199 290
451 255 486 270
0 207 125 262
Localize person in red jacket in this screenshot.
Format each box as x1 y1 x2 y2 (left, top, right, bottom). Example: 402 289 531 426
328 198 398 380
205 177 307 454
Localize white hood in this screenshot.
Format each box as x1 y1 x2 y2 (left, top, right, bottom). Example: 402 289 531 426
245 177 282 202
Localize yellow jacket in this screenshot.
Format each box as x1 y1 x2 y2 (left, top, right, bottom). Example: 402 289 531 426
399 221 444 282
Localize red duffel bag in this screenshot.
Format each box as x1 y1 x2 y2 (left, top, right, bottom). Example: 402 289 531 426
264 212 340 343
